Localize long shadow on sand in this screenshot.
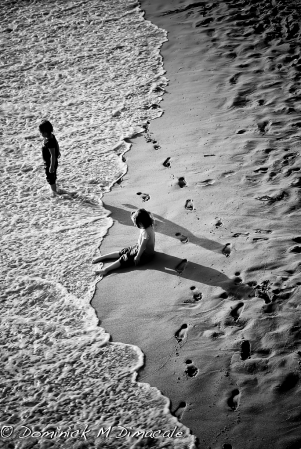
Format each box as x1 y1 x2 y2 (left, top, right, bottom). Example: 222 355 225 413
102 251 253 300
103 202 224 253
147 252 253 300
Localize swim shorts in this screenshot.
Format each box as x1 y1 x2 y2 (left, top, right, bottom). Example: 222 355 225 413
118 244 154 267
44 163 58 185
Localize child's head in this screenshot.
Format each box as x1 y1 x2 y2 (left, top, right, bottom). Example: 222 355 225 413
131 209 154 229
39 120 53 137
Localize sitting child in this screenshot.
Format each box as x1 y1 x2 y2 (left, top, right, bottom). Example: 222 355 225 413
93 208 155 276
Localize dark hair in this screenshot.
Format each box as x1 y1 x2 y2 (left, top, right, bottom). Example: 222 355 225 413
39 120 53 134
131 209 154 229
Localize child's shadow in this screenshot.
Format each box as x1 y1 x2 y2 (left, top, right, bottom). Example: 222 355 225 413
107 252 253 300
150 252 253 299
103 202 224 253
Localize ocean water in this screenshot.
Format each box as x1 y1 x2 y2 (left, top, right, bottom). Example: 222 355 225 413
0 1 195 447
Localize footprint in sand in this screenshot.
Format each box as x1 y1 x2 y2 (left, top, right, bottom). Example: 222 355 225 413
232 232 249 238
287 167 301 175
240 340 251 360
255 191 288 203
230 302 244 322
185 199 194 210
174 401 187 420
282 153 298 168
193 292 203 301
175 232 189 243
264 148 275 155
292 237 301 244
257 120 270 133
185 361 198 378
231 92 250 108
197 179 215 187
234 277 243 285
220 292 229 299
175 323 188 343
182 286 202 305
222 243 232 257
163 157 171 168
136 192 150 202
229 72 241 84
290 246 301 253
227 389 240 411
215 218 223 227
178 177 187 188
175 259 188 274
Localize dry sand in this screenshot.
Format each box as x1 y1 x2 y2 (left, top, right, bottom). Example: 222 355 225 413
92 0 301 448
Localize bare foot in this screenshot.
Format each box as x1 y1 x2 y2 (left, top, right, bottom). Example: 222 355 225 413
50 190 58 198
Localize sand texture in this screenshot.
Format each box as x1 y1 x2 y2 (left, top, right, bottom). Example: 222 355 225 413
93 0 301 448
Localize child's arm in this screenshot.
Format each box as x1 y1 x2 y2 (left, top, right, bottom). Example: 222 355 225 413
49 147 57 173
134 239 147 265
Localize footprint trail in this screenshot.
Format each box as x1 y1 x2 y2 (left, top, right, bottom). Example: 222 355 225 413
185 199 194 210
175 323 188 343
136 192 150 202
227 389 240 411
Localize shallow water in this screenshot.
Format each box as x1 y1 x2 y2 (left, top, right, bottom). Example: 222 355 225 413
0 1 195 447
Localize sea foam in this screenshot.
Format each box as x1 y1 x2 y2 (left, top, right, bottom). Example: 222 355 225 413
1 0 195 447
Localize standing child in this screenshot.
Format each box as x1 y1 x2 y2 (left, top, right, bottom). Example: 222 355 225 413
39 120 61 194
92 208 155 276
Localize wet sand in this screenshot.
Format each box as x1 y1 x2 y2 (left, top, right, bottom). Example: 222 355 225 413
92 0 301 448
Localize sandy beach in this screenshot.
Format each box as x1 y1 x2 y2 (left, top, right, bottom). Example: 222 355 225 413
2 0 301 447
92 0 301 448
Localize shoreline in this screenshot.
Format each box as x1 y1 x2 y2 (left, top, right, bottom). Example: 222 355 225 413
1 1 196 448
93 0 301 448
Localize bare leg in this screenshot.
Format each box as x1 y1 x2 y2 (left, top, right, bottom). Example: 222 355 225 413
95 260 121 276
92 251 120 264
